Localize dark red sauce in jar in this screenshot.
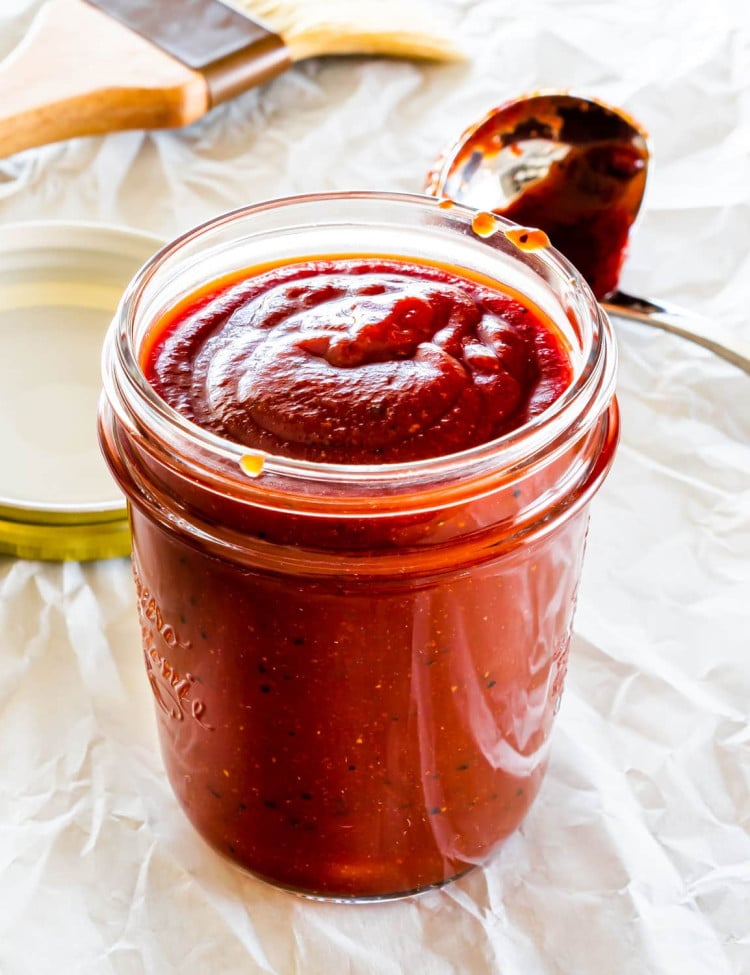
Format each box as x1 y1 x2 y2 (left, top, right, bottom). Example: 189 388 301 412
144 258 572 463
99 194 618 900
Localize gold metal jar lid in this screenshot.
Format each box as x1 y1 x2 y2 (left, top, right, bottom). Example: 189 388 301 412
0 221 163 561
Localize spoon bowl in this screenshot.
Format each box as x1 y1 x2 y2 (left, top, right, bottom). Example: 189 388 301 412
427 91 750 374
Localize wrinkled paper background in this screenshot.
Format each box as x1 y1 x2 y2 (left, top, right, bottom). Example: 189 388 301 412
0 0 748 972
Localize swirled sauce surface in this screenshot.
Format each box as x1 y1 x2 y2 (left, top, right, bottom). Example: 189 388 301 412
144 258 572 463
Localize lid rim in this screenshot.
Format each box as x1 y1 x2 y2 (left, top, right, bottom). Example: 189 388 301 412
0 511 132 562
0 500 128 526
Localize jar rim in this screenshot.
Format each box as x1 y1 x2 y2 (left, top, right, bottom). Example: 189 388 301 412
103 191 617 501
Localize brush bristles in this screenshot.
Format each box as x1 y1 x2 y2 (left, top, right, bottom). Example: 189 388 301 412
232 0 465 62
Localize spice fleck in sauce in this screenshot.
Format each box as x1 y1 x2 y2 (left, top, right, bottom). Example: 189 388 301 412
505 226 550 252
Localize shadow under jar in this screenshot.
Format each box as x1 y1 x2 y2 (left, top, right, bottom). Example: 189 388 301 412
98 192 619 901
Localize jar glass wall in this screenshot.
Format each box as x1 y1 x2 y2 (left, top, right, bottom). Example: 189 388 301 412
99 192 619 900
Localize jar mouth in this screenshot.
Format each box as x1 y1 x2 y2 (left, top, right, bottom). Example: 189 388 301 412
103 191 617 495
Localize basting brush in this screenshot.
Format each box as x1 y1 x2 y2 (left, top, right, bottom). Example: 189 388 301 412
0 0 463 158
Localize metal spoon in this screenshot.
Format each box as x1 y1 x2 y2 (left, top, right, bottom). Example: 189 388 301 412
426 91 750 375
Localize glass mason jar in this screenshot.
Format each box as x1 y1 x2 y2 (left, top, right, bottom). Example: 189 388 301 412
99 192 618 901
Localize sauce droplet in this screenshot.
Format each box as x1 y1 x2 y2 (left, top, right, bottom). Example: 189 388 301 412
239 453 265 477
505 226 550 251
438 198 455 210
471 211 498 238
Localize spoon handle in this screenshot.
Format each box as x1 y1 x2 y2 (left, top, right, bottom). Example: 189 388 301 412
603 290 750 376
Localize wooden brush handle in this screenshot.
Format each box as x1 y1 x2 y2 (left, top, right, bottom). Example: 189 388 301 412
0 0 210 158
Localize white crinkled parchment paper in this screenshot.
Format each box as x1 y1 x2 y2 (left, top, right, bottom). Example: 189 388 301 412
0 1 748 972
